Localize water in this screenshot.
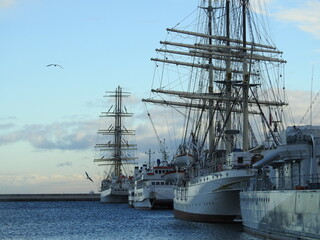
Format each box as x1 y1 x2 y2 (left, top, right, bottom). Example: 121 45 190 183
0 201 259 240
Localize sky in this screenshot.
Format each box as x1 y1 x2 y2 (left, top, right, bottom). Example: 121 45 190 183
0 0 320 194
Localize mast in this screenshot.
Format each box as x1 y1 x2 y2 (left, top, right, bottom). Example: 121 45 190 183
242 0 249 151
94 86 137 177
114 86 122 176
145 149 155 168
208 0 215 158
143 0 287 160
225 0 232 154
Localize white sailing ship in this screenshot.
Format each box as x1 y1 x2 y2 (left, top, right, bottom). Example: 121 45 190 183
94 86 137 203
143 0 287 222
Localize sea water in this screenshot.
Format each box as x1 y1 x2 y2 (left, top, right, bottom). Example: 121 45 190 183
0 201 259 240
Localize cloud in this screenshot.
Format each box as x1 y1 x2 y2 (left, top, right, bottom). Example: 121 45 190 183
286 89 320 125
57 161 73 167
0 120 98 151
273 0 320 39
0 173 98 193
0 123 15 130
0 0 16 8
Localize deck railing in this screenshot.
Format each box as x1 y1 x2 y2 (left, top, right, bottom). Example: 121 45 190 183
246 173 320 191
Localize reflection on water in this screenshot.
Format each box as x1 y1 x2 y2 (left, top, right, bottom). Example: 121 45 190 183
0 201 259 240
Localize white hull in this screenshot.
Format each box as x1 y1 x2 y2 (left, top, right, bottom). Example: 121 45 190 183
240 190 320 240
133 185 174 209
100 184 129 203
174 169 253 223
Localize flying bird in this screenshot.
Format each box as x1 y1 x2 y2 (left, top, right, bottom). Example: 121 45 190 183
85 171 93 182
46 64 64 69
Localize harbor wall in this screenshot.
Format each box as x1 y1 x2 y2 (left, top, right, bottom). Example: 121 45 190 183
0 193 100 202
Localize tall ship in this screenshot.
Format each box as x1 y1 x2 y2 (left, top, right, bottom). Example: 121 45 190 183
94 86 137 203
143 0 287 222
240 126 320 240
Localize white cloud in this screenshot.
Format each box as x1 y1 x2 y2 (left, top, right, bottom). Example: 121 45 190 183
0 120 98 150
273 0 320 39
285 89 320 125
0 0 16 8
0 173 98 193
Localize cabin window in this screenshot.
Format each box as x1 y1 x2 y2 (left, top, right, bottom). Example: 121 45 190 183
152 182 155 185
161 182 164 185
155 170 158 174
156 182 160 185
238 157 243 164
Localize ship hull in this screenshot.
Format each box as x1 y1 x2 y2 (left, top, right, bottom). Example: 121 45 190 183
100 187 128 203
240 190 320 240
174 169 253 223
133 185 174 209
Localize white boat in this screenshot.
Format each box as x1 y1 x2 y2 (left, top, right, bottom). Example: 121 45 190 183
94 86 137 203
240 126 320 240
143 0 286 223
132 162 175 209
174 153 195 168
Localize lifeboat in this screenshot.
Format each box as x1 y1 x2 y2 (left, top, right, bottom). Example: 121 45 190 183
174 153 195 167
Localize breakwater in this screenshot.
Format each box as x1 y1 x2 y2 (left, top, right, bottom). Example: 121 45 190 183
0 193 100 201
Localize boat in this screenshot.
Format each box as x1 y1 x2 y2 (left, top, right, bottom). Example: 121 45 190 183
142 0 287 223
94 86 137 203
240 125 320 240
131 149 175 209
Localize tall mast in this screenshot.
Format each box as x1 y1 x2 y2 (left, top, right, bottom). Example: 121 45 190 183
94 86 138 176
242 0 249 151
114 86 122 176
225 0 232 154
208 0 215 157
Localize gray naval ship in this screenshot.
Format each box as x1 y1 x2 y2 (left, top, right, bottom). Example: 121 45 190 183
240 125 320 240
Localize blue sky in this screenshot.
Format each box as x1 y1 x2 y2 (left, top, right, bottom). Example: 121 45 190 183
0 0 319 194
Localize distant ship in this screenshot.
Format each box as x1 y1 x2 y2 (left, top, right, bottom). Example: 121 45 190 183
130 147 175 209
142 0 286 222
131 162 175 209
94 86 137 203
240 126 320 240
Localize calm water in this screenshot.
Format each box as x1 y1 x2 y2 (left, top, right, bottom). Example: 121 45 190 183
0 201 259 240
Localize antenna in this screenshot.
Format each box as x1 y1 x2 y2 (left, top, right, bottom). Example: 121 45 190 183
145 149 155 168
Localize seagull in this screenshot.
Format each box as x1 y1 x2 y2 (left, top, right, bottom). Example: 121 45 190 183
46 64 64 69
85 171 93 182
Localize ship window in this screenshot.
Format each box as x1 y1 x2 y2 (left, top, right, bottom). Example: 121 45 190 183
155 170 158 174
238 157 243 164
156 182 160 185
152 182 155 185
161 182 164 185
